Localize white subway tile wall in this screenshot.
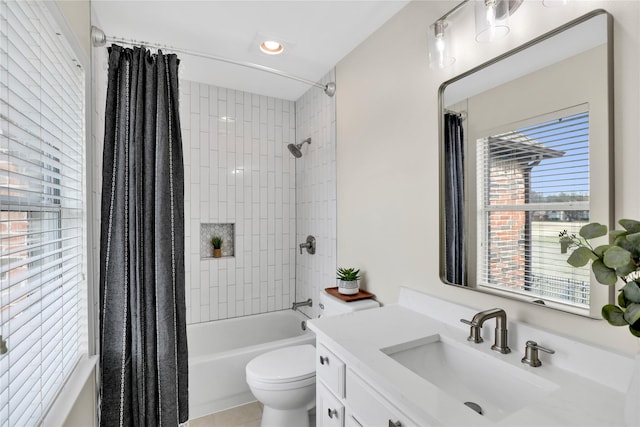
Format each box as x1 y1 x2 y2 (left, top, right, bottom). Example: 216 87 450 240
181 82 297 323
295 71 337 319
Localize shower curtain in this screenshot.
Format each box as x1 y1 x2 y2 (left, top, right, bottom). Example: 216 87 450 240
444 113 466 286
99 45 188 426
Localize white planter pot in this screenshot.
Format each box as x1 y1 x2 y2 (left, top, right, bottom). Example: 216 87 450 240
338 279 360 295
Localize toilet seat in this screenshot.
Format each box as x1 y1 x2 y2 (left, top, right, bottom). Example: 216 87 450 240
246 344 316 385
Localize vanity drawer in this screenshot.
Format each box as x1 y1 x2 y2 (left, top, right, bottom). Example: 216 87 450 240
318 382 345 427
317 343 346 398
346 369 419 427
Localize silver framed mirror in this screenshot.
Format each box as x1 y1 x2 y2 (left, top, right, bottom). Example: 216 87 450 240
438 10 614 318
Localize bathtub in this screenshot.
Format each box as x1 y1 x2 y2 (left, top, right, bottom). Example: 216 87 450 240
188 309 315 419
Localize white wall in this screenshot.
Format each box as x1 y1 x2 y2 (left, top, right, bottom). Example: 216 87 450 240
294 71 337 319
56 0 90 56
180 82 297 323
336 0 639 355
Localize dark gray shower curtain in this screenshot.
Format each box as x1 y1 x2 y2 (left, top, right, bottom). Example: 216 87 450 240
99 45 188 426
444 113 466 285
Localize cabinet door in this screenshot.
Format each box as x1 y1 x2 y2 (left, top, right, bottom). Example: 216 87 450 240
345 411 364 427
317 343 346 398
346 369 419 427
318 382 345 427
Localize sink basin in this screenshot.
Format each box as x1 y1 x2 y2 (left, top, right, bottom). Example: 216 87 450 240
381 335 558 422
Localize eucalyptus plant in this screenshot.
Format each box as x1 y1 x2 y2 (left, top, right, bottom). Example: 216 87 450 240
336 267 360 282
565 219 640 337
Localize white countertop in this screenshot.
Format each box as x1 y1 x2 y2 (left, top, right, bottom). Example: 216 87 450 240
307 292 628 426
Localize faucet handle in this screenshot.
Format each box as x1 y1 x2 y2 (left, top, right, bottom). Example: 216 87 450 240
460 318 483 343
521 340 555 367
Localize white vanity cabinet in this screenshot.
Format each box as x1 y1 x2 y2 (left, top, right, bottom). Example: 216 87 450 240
316 340 419 427
346 369 418 427
316 343 346 427
318 382 345 427
307 289 631 427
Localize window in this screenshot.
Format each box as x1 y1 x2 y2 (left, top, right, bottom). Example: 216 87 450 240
476 107 591 308
0 1 86 425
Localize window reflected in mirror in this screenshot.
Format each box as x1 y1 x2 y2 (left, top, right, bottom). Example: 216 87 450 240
477 108 591 307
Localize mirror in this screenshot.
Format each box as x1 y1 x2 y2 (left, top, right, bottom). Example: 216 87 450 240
439 10 613 318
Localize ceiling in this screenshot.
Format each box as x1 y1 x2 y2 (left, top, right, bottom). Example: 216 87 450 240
92 1 410 100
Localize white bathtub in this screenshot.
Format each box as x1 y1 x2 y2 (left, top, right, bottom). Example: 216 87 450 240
188 310 315 419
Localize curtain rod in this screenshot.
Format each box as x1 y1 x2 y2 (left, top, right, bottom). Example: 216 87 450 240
444 109 467 120
90 26 336 97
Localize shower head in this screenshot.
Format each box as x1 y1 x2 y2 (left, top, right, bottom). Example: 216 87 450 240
288 144 302 158
288 138 311 158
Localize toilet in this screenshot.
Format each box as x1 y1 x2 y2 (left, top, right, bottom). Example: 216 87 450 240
246 290 380 427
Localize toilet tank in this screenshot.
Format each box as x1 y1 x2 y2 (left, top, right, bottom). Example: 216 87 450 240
319 290 380 317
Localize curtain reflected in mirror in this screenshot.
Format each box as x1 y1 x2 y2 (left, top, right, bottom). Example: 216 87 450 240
443 113 466 286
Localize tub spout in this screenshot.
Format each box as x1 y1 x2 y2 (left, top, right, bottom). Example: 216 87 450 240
292 298 312 311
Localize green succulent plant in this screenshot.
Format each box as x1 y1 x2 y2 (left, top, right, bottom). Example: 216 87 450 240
336 267 360 282
565 219 640 337
211 236 223 249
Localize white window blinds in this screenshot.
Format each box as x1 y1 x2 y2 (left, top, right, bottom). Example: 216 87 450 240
477 107 591 307
0 1 86 425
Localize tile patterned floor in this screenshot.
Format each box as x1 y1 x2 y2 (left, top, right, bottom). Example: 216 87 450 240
189 402 262 427
189 401 316 427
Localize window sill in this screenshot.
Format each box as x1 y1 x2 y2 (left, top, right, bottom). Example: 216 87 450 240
42 354 98 427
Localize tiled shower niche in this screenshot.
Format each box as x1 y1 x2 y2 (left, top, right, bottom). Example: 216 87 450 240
201 223 235 259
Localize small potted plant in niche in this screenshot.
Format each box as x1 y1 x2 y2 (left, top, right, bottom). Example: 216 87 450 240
336 267 360 295
211 236 223 258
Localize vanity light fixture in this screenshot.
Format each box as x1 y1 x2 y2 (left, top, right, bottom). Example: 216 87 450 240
475 0 510 43
427 0 469 69
428 0 523 68
259 40 284 55
428 20 455 69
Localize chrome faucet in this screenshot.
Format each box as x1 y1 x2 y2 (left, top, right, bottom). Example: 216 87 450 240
292 298 312 311
460 308 511 354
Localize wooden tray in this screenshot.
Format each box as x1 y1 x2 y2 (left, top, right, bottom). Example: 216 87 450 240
325 287 375 302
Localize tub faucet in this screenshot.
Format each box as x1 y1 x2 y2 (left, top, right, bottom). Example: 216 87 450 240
460 308 511 354
292 298 312 311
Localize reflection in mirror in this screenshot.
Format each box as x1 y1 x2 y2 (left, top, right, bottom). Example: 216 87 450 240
439 10 613 318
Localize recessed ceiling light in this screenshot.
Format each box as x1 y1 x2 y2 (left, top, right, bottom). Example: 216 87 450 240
260 40 284 55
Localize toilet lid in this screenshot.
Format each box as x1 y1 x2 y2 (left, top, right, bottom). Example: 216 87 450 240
246 344 316 383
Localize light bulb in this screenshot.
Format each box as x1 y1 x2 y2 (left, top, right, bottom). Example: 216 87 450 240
259 40 284 55
475 0 509 42
429 20 455 69
486 2 496 28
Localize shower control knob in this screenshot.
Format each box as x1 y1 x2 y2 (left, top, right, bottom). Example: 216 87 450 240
299 235 316 255
319 355 329 365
